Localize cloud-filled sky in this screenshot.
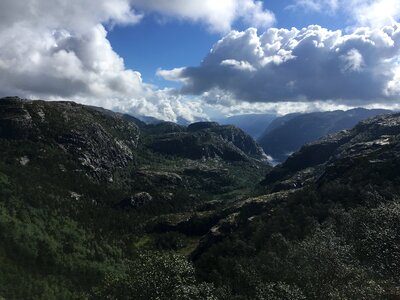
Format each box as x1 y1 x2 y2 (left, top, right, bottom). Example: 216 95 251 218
0 0 399 122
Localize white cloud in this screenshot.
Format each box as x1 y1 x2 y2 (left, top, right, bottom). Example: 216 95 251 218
287 0 339 14
0 0 276 122
131 0 275 32
0 0 142 34
348 0 400 28
385 65 400 96
220 59 256 72
2 0 398 122
202 98 360 119
160 24 400 106
288 0 400 28
156 67 188 82
340 48 364 72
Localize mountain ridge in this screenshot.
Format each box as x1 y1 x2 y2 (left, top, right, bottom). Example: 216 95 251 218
258 108 392 162
218 113 277 139
1 97 400 299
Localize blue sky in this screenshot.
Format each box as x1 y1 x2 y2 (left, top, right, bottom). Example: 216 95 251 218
108 18 220 87
107 0 347 87
1 0 400 121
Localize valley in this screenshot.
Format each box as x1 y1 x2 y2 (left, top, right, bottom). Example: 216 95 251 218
1 97 400 299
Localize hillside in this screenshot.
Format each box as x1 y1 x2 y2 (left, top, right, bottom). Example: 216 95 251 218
218 113 277 139
0 97 270 299
192 112 400 299
1 97 400 299
258 108 391 162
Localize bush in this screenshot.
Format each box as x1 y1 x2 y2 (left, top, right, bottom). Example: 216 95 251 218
91 252 221 300
155 231 188 250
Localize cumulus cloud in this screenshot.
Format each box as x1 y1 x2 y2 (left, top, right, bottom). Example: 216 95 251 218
350 0 400 28
160 24 400 106
0 0 275 35
340 49 365 72
3 0 398 122
288 0 400 28
0 0 275 122
0 0 142 34
131 0 275 32
202 98 363 120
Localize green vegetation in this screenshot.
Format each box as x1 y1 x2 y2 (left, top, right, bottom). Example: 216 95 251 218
90 253 222 300
194 183 400 299
0 98 270 299
1 98 400 299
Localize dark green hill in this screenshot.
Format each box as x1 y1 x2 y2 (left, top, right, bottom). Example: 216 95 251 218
2 97 400 300
192 112 400 299
0 97 270 299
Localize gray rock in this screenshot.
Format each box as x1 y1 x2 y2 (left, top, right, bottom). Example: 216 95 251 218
115 192 153 209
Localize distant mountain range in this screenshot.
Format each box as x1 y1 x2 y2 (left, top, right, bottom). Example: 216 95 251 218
2 97 400 299
215 108 392 164
217 113 276 139
127 114 199 126
257 108 392 163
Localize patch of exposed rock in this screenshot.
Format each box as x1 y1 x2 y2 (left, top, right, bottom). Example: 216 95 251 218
0 97 140 182
115 192 153 209
147 121 268 162
262 113 400 192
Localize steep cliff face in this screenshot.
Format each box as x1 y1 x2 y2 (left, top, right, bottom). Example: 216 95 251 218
258 108 391 162
187 113 400 300
262 112 400 191
0 97 271 200
148 121 267 162
0 97 140 182
186 112 400 258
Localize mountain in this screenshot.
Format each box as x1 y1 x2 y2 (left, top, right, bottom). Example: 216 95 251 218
260 112 301 135
134 114 163 125
2 96 400 300
189 112 400 299
0 97 270 299
147 121 267 162
258 108 391 163
262 111 400 190
122 113 190 126
0 97 268 195
218 113 276 139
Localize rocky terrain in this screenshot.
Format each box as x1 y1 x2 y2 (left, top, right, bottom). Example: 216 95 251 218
258 108 391 162
0 97 141 183
1 97 400 300
0 96 269 201
188 112 400 299
147 121 267 162
262 112 400 191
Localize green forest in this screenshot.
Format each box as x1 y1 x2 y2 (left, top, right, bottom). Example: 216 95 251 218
1 98 400 299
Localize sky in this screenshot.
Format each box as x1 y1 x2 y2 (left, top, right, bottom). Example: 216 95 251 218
0 0 400 122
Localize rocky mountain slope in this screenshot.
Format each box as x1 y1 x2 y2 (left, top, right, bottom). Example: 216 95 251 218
0 96 272 299
147 121 267 162
262 112 400 190
0 96 268 186
258 108 391 162
189 112 400 299
0 97 141 183
1 97 400 300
